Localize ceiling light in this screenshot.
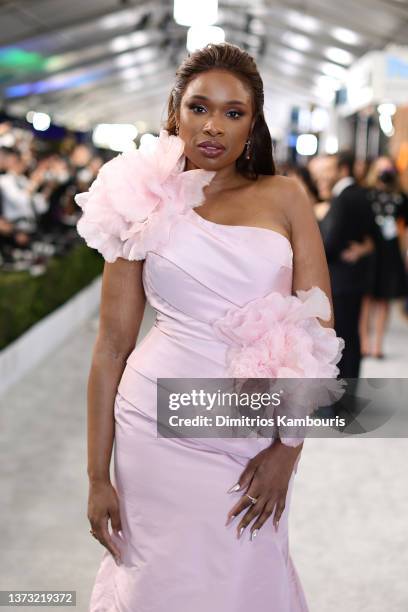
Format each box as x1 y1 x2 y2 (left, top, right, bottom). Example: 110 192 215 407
282 32 311 51
186 25 225 52
174 0 218 27
331 27 361 46
325 47 354 66
320 62 347 80
286 10 319 33
325 135 339 154
32 112 51 131
296 134 318 156
115 53 136 68
279 49 304 65
110 36 132 53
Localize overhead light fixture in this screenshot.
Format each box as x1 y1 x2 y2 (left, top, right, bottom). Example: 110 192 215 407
282 32 311 51
331 27 361 46
296 134 318 156
325 47 354 66
278 49 304 65
115 53 136 68
186 25 225 52
286 10 319 33
320 62 347 80
174 0 218 27
110 36 132 53
32 112 51 131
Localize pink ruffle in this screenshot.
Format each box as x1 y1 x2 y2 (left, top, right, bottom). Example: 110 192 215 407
212 286 345 380
212 287 345 447
75 130 216 262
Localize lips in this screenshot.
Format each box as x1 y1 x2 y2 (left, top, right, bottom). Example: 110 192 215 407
197 140 225 151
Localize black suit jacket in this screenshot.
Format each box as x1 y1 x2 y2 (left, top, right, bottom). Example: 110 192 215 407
319 183 377 295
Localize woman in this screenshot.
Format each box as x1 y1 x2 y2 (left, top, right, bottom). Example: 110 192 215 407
76 43 344 612
359 156 408 358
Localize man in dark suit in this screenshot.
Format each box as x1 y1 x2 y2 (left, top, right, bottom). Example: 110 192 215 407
317 152 377 378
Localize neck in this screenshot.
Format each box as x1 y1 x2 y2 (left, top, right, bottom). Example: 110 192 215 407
184 156 249 194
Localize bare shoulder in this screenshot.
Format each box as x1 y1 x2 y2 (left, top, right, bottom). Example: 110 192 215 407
254 174 313 231
256 174 310 205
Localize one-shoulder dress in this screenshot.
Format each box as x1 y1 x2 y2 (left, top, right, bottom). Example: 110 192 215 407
75 130 344 612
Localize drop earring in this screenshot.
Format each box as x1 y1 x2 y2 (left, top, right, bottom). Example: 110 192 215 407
245 139 251 160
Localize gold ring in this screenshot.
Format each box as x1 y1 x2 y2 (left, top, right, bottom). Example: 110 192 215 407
245 493 258 504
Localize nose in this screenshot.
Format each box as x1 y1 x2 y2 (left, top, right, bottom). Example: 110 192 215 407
202 115 224 136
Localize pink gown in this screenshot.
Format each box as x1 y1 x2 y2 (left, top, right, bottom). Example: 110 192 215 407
75 130 344 612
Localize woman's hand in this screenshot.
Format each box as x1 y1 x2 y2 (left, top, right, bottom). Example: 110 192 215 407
225 441 302 540
340 236 375 263
88 480 123 565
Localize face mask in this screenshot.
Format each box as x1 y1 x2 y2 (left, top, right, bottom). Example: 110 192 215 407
378 169 396 185
77 168 92 182
56 171 70 183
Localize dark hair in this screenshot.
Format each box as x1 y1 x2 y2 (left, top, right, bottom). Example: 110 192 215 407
336 150 355 178
1 146 21 158
164 42 275 180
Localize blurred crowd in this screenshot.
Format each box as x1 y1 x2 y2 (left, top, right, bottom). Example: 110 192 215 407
0 123 105 274
282 153 408 377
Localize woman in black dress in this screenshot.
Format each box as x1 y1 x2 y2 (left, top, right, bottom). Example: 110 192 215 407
359 157 408 358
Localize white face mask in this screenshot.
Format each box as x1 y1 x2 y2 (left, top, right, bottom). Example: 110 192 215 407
77 168 92 182
56 171 70 183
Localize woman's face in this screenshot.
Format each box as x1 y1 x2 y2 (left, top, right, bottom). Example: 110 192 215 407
177 69 254 171
375 156 394 175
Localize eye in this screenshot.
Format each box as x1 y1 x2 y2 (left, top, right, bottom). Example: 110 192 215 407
189 104 206 113
227 110 244 119
189 104 244 119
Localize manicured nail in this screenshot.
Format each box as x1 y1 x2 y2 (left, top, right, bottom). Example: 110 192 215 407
274 521 279 532
250 529 258 541
227 483 241 493
225 514 236 526
237 526 245 539
115 557 121 566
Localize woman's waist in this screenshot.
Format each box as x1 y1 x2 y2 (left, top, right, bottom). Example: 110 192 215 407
124 323 228 381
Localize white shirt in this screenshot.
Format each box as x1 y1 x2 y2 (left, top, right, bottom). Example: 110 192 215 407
332 176 355 198
0 172 48 221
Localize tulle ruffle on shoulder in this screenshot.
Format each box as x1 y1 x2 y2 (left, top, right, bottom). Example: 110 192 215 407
75 130 216 262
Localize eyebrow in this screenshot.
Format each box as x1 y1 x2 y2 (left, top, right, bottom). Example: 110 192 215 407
187 94 248 106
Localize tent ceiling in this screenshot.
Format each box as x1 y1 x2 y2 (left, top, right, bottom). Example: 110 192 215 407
0 0 407 131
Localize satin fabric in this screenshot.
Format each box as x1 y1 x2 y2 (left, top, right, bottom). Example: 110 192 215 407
89 208 309 611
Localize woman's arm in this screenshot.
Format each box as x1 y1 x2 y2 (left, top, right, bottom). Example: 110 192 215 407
87 257 146 484
287 179 335 328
